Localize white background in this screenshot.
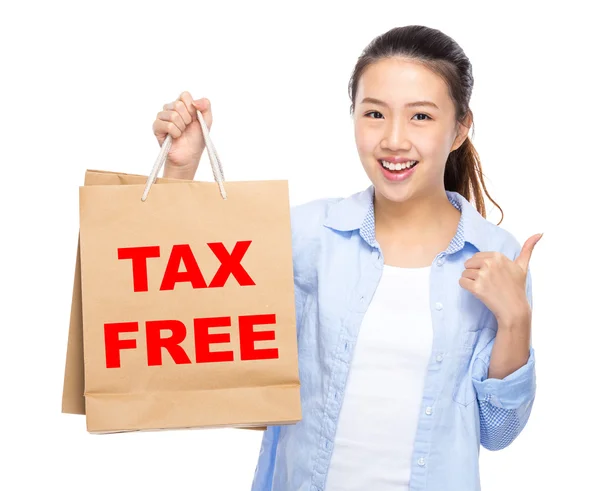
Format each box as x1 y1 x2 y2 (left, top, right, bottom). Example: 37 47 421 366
1 1 598 489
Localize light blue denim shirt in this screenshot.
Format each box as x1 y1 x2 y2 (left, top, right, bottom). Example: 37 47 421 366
251 185 536 491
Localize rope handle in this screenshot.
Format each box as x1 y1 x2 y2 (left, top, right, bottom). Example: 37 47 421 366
141 106 226 201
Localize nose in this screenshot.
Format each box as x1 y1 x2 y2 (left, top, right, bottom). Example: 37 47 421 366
381 119 411 151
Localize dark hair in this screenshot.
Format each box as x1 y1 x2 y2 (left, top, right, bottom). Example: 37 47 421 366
348 25 503 224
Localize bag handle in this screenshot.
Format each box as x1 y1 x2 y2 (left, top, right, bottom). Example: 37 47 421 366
141 106 227 201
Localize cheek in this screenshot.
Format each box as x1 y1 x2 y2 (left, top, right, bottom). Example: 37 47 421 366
355 128 379 173
354 124 376 155
413 132 446 158
414 133 451 176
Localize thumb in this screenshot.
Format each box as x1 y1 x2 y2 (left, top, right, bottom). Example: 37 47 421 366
192 98 209 110
515 233 543 272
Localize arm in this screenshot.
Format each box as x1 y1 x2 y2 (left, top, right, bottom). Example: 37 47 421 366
472 268 536 451
251 204 312 489
251 425 281 491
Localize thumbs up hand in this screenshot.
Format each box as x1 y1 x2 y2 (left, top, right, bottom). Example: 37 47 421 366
459 233 543 326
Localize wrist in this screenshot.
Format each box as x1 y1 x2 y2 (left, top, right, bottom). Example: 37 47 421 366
162 160 198 180
497 304 531 332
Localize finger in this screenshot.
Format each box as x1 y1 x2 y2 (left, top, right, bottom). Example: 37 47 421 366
192 97 211 115
458 276 476 293
463 256 490 270
152 118 183 139
465 251 507 270
157 107 186 133
515 233 543 271
161 99 192 127
468 251 508 262
461 268 479 281
179 91 198 122
173 98 193 125
191 98 212 130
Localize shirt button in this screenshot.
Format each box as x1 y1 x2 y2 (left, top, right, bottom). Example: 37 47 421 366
436 354 444 362
425 406 433 415
435 302 443 310
418 457 426 466
436 257 445 266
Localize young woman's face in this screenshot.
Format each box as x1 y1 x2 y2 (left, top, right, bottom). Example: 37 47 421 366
353 57 469 203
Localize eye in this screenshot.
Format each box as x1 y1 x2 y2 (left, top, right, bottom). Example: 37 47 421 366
413 113 432 121
364 111 432 121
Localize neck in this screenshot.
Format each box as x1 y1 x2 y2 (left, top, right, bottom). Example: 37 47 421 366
373 188 459 244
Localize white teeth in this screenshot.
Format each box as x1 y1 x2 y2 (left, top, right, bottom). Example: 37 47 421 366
380 160 418 171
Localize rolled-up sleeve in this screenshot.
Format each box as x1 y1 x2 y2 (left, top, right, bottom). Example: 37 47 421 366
472 345 536 409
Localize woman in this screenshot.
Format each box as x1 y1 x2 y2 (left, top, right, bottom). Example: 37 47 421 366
152 24 540 491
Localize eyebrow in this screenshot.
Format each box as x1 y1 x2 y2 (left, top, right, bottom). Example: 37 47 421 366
360 97 439 110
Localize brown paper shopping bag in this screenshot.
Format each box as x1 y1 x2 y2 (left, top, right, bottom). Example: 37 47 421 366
61 115 301 434
61 171 197 418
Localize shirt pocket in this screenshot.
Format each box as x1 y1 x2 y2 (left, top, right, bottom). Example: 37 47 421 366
452 297 493 406
451 330 479 407
451 294 489 407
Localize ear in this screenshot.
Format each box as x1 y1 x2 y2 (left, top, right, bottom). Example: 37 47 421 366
451 110 473 152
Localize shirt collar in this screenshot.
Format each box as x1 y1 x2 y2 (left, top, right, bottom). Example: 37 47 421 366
323 184 489 253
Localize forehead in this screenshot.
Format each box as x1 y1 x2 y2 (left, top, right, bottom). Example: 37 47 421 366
357 57 451 109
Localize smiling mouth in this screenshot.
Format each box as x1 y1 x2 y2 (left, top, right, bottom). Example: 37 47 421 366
378 159 419 172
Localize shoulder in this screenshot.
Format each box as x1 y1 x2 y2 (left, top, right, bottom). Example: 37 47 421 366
289 196 343 241
290 185 374 239
479 219 523 261
288 196 342 286
449 190 524 260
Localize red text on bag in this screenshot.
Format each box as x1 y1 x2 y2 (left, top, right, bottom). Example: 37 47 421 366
104 314 279 368
117 241 255 292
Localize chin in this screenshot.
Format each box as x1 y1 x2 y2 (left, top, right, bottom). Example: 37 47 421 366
376 184 416 203
365 170 415 203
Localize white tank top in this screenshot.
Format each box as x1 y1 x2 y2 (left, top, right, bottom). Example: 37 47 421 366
325 264 433 491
